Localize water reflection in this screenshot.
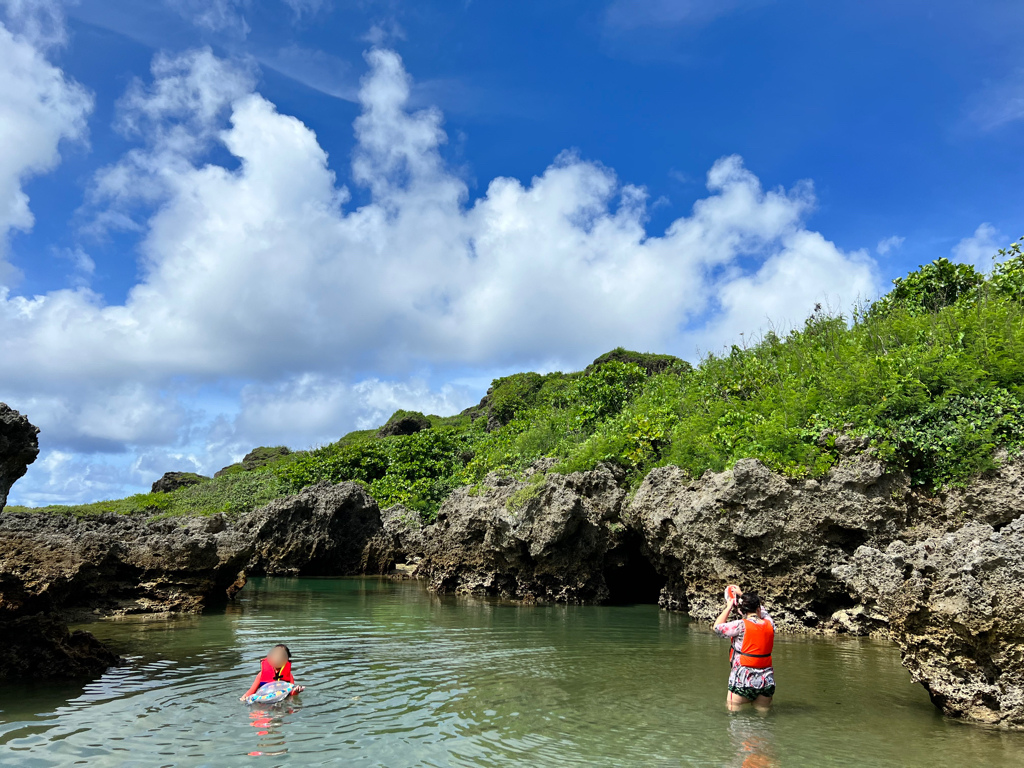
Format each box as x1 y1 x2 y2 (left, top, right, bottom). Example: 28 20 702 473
245 703 298 758
728 711 778 768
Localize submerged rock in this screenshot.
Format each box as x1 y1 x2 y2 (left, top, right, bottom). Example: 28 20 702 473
0 613 120 679
835 518 1024 728
0 403 39 512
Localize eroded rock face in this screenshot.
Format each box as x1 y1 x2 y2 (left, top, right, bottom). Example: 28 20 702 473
415 465 628 602
239 482 382 576
630 456 913 629
834 518 1024 728
0 512 250 618
0 481 383 680
0 403 40 512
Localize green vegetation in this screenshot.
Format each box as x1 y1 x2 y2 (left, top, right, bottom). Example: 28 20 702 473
10 236 1024 520
6 471 291 519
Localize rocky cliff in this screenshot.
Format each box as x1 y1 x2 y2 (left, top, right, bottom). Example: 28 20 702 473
0 404 39 512
0 481 382 679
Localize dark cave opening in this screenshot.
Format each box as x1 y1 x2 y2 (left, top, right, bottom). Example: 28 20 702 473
603 535 665 605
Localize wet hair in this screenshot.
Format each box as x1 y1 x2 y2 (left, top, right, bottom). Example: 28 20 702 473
737 591 762 616
272 644 291 659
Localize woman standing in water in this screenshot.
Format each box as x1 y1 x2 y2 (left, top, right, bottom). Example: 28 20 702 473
713 588 776 711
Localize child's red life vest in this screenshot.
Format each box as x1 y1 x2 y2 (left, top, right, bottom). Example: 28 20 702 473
730 618 774 668
257 658 294 686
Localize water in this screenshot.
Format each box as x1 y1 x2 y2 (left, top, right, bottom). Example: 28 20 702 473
1 578 1021 768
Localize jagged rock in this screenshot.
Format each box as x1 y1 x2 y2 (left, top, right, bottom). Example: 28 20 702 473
0 481 383 680
0 403 39 512
0 512 251 619
151 471 209 494
377 411 431 438
629 456 913 629
363 504 429 574
238 482 382 576
415 465 628 602
835 518 1024 728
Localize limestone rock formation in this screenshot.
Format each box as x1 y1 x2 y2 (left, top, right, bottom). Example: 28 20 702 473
0 481 382 680
0 512 250 618
415 464 631 602
630 456 913 629
835 517 1024 728
238 482 382 575
0 403 39 512
151 471 209 494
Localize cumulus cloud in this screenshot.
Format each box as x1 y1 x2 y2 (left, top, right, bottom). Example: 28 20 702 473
0 42 883 504
0 10 92 283
952 223 1003 270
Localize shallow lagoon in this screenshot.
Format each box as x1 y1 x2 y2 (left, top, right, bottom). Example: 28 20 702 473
1 577 1022 767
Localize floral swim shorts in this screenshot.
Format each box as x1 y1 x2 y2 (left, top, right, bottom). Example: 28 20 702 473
727 665 776 700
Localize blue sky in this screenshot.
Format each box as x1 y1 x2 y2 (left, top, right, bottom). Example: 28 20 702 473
1 0 1021 505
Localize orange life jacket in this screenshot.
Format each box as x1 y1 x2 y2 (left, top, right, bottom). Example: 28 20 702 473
257 658 293 686
730 618 774 668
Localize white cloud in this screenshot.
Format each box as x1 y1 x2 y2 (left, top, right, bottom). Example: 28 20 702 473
0 13 92 283
282 0 326 19
0 0 66 48
260 44 357 102
0 43 883 504
876 235 904 255
952 223 1003 270
164 0 250 37
231 375 477 450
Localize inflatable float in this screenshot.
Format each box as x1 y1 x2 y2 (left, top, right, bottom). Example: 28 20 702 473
244 681 297 705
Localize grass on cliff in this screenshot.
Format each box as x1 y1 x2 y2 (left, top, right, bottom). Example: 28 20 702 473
5 471 292 519
10 237 1024 521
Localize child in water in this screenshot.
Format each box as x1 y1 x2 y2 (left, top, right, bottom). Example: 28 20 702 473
713 588 775 711
240 644 305 701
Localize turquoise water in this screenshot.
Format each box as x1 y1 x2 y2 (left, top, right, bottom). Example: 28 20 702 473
1 577 1022 767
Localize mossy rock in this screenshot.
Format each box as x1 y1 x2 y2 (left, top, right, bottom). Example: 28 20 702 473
377 411 432 438
151 472 209 494
586 347 690 376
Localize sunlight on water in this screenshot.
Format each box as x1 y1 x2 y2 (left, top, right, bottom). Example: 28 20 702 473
1 578 1022 767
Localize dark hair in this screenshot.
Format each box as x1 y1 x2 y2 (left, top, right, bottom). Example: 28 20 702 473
273 644 291 659
737 591 762 615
